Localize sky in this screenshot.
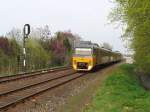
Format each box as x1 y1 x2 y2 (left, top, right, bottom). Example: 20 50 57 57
0 0 126 53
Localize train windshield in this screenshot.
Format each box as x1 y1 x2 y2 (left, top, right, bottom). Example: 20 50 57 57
75 48 92 56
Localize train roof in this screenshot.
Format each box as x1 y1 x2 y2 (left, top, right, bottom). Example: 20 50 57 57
74 41 100 48
74 41 122 55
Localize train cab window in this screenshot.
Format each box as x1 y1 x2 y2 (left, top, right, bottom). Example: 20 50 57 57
75 48 93 56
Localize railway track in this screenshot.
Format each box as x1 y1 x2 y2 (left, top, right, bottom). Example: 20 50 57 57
0 67 87 111
0 66 71 84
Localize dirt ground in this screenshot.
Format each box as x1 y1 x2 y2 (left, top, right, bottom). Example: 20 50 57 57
6 62 122 112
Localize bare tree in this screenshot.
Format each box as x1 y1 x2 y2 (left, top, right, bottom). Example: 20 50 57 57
30 25 51 41
6 28 22 42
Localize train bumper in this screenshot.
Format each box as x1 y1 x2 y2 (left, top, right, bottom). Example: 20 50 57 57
72 57 95 71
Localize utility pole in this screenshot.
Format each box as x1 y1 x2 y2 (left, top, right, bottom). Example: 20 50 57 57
23 24 30 72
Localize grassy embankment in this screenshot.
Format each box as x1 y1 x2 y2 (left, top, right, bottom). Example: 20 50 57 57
84 64 150 112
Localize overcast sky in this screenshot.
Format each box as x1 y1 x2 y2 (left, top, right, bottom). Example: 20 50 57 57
0 0 125 53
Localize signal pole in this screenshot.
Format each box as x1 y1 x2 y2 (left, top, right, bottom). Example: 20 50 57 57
23 24 30 72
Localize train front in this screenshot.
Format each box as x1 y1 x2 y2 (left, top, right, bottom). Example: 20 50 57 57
72 46 95 71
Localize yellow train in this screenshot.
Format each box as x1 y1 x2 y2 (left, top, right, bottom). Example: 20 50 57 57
72 41 123 71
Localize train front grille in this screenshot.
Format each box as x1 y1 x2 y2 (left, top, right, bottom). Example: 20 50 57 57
77 62 88 69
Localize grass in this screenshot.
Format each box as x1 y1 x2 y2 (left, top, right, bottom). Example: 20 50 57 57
84 64 150 112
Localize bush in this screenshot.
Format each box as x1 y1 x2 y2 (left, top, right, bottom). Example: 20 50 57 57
26 38 50 70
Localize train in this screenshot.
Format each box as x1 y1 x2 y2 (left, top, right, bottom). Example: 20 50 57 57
72 41 123 71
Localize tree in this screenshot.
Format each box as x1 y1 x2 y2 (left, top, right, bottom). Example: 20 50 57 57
0 37 10 55
110 0 150 74
0 27 82 75
6 28 22 42
49 31 81 66
26 38 50 70
30 25 51 40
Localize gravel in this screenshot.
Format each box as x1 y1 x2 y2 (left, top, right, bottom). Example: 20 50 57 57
6 63 122 112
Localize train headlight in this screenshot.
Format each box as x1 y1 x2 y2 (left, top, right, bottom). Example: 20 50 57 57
88 65 92 71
